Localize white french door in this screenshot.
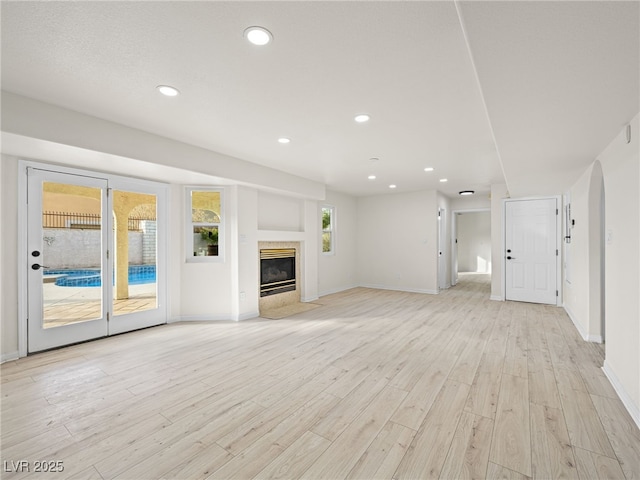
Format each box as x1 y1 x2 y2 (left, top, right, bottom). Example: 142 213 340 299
26 166 167 353
505 198 558 305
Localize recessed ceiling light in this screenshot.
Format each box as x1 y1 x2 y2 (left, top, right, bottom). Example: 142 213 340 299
389 184 397 189
368 175 376 180
459 190 475 196
156 85 180 97
439 178 448 182
424 167 434 172
278 137 290 144
244 26 272 46
354 114 371 123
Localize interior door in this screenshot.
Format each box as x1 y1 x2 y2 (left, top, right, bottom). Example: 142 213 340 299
505 198 557 304
27 168 109 352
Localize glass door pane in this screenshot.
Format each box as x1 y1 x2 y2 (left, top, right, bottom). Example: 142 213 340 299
41 182 104 327
112 190 158 317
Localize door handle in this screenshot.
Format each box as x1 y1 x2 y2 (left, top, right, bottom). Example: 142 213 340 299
31 263 49 270
506 256 515 260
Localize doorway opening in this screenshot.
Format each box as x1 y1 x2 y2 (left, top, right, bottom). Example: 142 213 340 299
452 209 491 287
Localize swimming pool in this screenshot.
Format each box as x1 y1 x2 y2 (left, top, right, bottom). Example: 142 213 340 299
44 265 156 287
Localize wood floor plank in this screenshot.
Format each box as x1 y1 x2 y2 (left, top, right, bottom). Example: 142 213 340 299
390 353 457 430
300 385 407 479
393 379 470 479
578 365 619 399
310 364 391 441
572 446 626 480
160 444 234 480
253 431 332 480
590 393 640 479
439 411 494 480
503 321 528 379
449 338 487 385
209 392 340 479
556 381 616 458
490 374 532 477
486 462 533 480
528 367 562 409
529 403 578 480
344 420 415 480
464 352 504 419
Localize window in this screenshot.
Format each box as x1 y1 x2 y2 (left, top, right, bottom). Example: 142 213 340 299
186 188 223 261
322 206 334 254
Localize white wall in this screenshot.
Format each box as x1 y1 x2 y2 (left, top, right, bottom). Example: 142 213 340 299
356 190 439 294
490 183 509 300
1 156 20 361
563 165 592 339
233 186 260 320
457 211 491 273
599 114 640 425
451 194 491 211
563 161 605 344
318 190 358 296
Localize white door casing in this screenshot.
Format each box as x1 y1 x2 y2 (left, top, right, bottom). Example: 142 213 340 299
505 198 558 305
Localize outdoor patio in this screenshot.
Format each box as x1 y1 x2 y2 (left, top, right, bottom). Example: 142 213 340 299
43 283 157 328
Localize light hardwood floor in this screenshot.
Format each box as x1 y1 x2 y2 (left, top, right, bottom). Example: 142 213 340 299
2 274 639 479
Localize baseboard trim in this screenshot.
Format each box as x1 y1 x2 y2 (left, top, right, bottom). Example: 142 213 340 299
490 295 504 301
171 315 235 323
563 304 588 341
602 360 640 429
1 351 20 364
235 311 260 321
318 284 359 298
359 284 438 295
587 334 603 344
301 296 320 303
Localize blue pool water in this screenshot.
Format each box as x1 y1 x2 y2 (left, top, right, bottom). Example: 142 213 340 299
44 265 156 287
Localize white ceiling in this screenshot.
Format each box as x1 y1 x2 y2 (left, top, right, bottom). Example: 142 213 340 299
1 1 638 198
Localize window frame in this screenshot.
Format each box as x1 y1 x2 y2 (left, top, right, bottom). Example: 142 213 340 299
321 205 335 255
185 187 224 263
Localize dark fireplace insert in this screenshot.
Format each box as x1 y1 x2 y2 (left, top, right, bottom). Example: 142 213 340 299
260 248 296 297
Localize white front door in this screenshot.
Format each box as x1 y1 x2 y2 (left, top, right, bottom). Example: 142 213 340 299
26 166 167 353
505 198 558 304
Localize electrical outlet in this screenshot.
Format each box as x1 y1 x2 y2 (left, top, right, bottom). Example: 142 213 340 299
240 291 246 301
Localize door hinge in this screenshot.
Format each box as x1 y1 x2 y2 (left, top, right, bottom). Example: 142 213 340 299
107 250 109 259
556 290 558 297
556 249 558 256
556 208 559 215
107 312 110 321
107 188 110 197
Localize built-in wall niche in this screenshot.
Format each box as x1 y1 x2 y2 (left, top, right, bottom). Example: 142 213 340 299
257 192 304 232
